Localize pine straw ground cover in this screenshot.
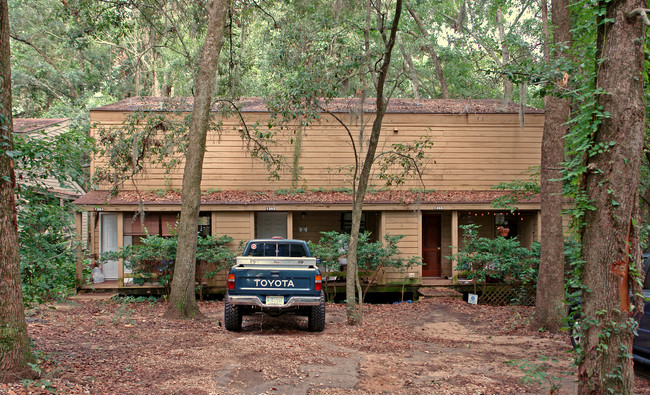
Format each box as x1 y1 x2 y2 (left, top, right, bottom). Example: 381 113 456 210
2 296 650 395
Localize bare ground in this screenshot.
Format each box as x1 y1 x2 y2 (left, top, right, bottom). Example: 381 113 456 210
2 295 650 395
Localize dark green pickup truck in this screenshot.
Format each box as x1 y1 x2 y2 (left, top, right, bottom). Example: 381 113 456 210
224 238 325 332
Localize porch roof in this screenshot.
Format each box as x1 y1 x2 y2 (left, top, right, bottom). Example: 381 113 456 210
73 189 540 207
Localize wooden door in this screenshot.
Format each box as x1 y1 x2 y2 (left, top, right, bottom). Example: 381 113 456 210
422 214 441 277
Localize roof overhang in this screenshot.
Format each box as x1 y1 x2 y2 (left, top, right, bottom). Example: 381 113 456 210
73 189 541 212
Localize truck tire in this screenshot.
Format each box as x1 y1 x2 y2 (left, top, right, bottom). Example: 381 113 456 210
224 297 242 332
308 292 326 332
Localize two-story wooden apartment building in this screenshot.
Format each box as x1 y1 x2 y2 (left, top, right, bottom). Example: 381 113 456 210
73 96 543 290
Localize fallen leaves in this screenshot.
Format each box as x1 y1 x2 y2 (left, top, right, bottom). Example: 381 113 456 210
1 297 647 394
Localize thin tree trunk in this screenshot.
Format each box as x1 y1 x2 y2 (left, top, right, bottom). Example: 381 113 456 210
398 36 420 102
578 1 646 392
291 121 303 189
532 0 570 334
405 3 448 99
496 9 512 106
346 0 402 326
0 0 36 382
164 0 230 319
150 28 162 97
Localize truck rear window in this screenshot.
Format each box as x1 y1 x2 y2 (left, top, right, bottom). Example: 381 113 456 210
247 243 308 257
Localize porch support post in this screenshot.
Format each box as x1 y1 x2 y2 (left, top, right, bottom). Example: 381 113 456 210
90 211 97 266
378 211 387 285
451 210 459 282
249 212 255 239
75 211 83 286
536 210 542 244
117 213 124 287
287 211 294 239
416 210 422 282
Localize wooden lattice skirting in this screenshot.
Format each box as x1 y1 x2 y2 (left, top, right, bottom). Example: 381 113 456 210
473 283 536 306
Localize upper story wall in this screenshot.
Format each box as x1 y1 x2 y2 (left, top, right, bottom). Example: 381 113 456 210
89 97 544 192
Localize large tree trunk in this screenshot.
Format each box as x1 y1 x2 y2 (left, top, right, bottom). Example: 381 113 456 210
578 1 646 392
532 0 570 334
346 0 402 326
164 0 230 319
0 0 36 382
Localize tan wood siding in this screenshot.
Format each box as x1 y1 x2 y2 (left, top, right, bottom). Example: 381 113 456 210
203 212 254 287
380 211 420 285
90 111 544 192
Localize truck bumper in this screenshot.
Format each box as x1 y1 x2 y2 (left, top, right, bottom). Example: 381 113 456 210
227 295 321 308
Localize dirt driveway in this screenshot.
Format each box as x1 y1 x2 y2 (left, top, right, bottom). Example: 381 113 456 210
3 295 650 394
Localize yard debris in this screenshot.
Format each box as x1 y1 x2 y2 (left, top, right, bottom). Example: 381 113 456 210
3 297 649 394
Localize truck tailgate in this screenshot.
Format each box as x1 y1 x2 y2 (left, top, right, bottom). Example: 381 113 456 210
232 266 318 295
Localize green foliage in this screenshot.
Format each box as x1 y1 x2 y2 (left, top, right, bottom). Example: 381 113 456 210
101 233 235 292
308 231 350 275
18 192 82 306
13 128 92 306
490 167 540 212
310 230 421 274
376 135 435 187
308 230 421 300
196 234 237 279
13 128 93 188
93 110 190 193
448 224 540 284
506 355 566 393
112 295 159 304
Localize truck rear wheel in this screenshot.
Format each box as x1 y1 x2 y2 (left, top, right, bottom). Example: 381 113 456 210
308 292 326 332
224 297 242 331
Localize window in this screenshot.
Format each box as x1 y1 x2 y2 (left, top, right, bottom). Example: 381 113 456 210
246 242 308 257
341 212 366 234
123 212 211 237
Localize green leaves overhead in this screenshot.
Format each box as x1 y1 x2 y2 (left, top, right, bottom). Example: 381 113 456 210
8 0 549 119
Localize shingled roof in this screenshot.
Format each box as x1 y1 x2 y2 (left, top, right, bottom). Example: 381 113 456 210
13 118 70 134
91 96 544 115
74 189 540 207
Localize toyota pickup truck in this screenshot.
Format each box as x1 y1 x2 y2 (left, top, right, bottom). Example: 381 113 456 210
224 238 325 332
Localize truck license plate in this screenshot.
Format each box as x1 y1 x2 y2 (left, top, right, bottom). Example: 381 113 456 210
266 296 284 306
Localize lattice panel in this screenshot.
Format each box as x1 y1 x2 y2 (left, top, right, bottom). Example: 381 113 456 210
478 284 536 306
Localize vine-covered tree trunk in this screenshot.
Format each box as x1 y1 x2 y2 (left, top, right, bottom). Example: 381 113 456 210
578 1 646 392
533 0 570 334
164 0 230 319
346 0 402 326
0 0 36 382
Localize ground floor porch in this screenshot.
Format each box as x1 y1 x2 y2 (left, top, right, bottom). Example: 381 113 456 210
74 191 541 290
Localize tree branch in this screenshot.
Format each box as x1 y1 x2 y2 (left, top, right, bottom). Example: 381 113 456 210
9 34 78 99
628 8 650 25
215 99 283 177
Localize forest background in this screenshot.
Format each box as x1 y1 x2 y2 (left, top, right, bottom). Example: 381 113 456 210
9 0 552 305
3 0 650 393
